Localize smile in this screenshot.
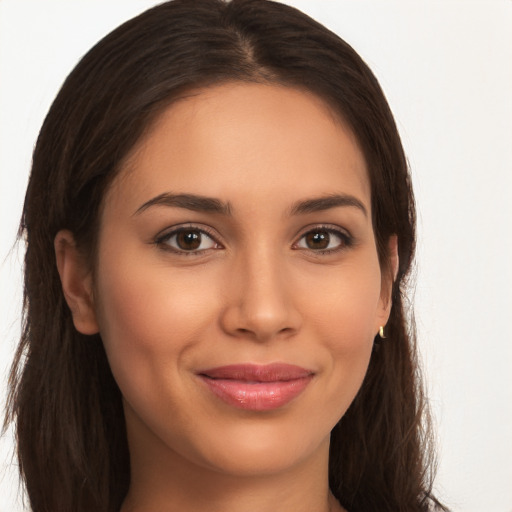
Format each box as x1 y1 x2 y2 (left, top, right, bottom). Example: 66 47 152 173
198 363 314 411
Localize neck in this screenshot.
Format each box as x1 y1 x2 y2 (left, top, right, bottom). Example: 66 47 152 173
121 464 342 512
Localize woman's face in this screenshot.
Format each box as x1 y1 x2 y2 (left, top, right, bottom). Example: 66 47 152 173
82 83 392 477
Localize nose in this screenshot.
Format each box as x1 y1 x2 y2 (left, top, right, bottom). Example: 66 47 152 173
219 250 302 342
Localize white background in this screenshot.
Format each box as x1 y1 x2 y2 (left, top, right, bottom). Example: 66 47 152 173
1 1 511 511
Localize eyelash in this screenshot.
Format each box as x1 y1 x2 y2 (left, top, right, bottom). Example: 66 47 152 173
293 224 353 255
154 224 221 256
153 224 353 256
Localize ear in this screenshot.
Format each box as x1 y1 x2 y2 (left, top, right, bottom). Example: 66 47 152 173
375 234 399 331
388 234 399 283
54 230 99 335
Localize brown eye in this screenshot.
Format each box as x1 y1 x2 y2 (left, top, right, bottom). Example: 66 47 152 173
296 228 349 252
304 230 330 250
160 228 218 253
176 230 202 250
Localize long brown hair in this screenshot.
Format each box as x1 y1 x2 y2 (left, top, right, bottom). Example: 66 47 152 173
5 1 446 510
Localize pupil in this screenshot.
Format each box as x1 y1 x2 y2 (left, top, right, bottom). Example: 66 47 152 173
306 231 329 249
177 230 201 250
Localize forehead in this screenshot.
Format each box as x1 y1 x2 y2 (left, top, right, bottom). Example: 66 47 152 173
107 82 370 214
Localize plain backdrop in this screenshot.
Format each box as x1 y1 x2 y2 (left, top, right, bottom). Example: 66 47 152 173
1 1 511 511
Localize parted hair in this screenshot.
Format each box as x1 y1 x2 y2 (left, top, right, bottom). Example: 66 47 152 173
5 1 446 511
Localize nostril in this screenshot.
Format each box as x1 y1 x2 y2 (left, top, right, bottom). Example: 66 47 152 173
219 289 302 341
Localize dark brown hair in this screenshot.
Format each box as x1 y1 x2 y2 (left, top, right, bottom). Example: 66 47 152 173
5 1 446 511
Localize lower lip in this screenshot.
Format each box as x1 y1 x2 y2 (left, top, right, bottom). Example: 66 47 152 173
199 375 313 411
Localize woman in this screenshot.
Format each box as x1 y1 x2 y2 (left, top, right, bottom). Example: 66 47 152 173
5 0 447 511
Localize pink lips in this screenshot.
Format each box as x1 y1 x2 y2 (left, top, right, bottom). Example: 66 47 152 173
198 363 314 411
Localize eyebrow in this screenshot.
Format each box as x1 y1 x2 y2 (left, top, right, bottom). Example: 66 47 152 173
134 192 367 218
134 193 232 216
289 194 368 217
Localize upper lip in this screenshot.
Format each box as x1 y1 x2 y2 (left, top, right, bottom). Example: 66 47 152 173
198 363 314 382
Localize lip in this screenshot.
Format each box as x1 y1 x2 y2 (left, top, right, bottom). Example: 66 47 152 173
197 363 314 411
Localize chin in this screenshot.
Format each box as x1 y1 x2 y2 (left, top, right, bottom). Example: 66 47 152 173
173 415 332 477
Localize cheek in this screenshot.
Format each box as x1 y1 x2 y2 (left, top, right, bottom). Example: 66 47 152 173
92 248 220 395
305 255 382 343
302 258 381 414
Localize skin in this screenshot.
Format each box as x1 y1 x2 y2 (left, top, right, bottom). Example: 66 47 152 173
55 83 397 512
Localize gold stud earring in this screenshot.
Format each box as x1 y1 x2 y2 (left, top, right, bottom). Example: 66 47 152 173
379 325 386 339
